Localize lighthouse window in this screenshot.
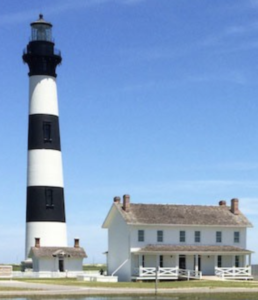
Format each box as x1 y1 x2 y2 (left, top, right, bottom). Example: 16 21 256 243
45 189 54 208
43 122 52 142
31 25 52 42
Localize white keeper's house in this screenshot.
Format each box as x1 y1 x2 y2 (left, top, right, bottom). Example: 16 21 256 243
102 195 253 282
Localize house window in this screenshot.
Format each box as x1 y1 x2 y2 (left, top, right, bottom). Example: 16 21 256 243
195 231 201 243
43 122 52 142
45 189 54 208
234 231 240 243
157 230 163 242
142 255 145 267
159 255 163 267
216 231 222 243
235 256 240 267
138 230 144 242
218 255 222 268
180 231 186 243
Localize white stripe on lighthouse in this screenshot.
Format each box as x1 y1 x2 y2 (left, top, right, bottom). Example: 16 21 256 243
26 222 67 258
29 75 59 115
27 150 64 187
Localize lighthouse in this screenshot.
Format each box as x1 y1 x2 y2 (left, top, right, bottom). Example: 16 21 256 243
23 15 67 258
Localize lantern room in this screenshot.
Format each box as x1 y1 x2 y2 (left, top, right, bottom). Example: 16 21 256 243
30 14 52 42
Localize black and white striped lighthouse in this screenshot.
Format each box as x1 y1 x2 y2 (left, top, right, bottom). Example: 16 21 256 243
23 15 67 258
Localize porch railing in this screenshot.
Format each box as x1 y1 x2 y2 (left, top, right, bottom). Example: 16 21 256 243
134 267 201 279
178 268 202 280
215 267 252 279
136 266 178 277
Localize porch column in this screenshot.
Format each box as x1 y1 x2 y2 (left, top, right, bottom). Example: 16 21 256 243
138 255 142 267
248 253 251 266
214 255 218 268
243 255 246 267
214 255 218 276
138 255 142 276
195 254 198 272
232 255 235 267
175 254 179 269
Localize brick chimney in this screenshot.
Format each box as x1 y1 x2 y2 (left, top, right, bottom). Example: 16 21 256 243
35 237 40 248
219 200 227 206
74 238 80 248
113 196 121 204
231 198 239 215
123 194 130 212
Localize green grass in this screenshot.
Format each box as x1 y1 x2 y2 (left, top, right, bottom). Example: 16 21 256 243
82 264 106 272
16 278 258 289
12 264 21 271
6 264 106 272
0 286 35 291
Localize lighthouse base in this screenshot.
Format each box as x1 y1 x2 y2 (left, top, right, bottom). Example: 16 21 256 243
25 222 67 258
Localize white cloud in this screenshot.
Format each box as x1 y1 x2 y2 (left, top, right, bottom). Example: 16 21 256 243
186 71 248 86
117 0 146 5
199 19 258 54
239 198 258 216
213 162 258 171
0 0 147 26
0 10 37 26
249 0 258 7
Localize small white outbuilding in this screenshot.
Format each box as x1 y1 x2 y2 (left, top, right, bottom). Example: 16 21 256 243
28 238 87 272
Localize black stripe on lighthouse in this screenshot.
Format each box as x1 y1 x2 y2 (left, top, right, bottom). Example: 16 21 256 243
23 41 61 77
26 186 65 222
28 114 61 150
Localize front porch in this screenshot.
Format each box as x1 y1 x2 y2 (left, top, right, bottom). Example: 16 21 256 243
132 245 253 281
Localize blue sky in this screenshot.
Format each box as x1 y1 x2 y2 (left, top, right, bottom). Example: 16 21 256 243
0 0 258 264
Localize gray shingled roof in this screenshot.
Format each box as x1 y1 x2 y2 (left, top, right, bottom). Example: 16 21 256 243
117 203 252 227
135 244 252 254
29 247 87 258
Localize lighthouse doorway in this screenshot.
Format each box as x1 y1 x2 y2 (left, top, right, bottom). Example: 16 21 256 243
58 259 64 272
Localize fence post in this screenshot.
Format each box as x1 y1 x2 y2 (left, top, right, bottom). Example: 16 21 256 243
155 266 158 295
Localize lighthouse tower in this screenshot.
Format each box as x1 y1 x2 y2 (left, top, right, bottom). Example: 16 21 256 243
23 15 67 258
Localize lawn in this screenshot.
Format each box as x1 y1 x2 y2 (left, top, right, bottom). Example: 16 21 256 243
17 278 258 289
0 286 35 291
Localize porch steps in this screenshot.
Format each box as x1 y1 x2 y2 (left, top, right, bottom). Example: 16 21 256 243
202 276 223 281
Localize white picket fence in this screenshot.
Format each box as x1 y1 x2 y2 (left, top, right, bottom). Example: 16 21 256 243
12 270 85 278
0 266 13 279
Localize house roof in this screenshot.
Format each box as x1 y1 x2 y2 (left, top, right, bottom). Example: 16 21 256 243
115 203 252 227
29 247 87 258
134 244 253 254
